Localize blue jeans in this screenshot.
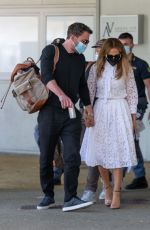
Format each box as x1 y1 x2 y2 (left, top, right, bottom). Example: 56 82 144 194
123 139 146 178
133 139 145 178
34 124 40 146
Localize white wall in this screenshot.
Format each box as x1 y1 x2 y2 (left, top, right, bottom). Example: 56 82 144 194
101 0 150 61
0 0 95 6
0 0 149 160
0 1 96 154
0 80 39 154
101 0 150 160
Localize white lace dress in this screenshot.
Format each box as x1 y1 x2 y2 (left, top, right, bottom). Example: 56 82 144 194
80 61 138 169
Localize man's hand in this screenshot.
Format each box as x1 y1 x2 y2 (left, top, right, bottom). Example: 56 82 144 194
148 111 150 120
46 80 73 109
83 105 94 127
132 114 137 132
58 94 73 109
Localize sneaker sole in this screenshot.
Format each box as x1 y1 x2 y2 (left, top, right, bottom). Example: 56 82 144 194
37 203 55 210
62 201 93 212
81 198 96 203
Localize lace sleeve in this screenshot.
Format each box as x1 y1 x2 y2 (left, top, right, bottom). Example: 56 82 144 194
126 68 138 114
87 64 97 106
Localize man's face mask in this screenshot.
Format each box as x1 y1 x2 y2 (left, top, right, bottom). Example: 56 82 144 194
95 52 99 61
74 41 87 54
106 54 121 66
124 45 132 55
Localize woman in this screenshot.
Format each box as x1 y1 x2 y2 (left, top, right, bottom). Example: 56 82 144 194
80 38 138 209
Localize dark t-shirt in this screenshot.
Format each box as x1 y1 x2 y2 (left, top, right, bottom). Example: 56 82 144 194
131 55 150 98
40 44 91 108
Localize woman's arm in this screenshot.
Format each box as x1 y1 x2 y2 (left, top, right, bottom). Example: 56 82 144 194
126 68 138 131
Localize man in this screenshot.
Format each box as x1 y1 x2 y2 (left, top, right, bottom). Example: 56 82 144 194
37 22 94 211
118 32 150 189
34 38 65 186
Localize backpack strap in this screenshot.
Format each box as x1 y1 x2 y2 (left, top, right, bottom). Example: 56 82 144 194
0 81 12 109
52 44 59 72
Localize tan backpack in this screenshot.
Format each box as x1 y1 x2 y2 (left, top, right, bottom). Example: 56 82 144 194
1 45 59 113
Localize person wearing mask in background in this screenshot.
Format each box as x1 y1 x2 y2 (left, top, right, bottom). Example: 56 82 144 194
80 38 138 209
119 32 150 190
81 39 111 203
37 22 94 212
80 39 106 141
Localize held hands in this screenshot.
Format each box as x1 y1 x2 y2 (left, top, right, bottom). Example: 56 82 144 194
132 114 137 133
58 94 73 109
132 119 137 133
148 111 150 121
83 105 95 127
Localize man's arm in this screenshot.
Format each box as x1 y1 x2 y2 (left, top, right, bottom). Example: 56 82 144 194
144 78 150 100
41 45 72 109
143 78 150 119
46 80 72 109
79 66 94 127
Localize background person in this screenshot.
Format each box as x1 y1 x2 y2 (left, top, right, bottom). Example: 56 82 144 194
119 32 150 189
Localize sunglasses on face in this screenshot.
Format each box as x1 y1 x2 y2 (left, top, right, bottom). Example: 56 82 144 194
80 40 89 45
106 54 121 59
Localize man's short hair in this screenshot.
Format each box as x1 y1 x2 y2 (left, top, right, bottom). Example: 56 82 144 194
67 22 93 38
118 32 133 41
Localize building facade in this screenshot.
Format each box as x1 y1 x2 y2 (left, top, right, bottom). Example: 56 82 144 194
0 0 149 160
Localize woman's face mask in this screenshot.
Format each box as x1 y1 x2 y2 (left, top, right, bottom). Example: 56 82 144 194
106 54 121 66
74 41 87 54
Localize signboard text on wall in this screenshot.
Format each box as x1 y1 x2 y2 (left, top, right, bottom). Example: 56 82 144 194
100 15 144 44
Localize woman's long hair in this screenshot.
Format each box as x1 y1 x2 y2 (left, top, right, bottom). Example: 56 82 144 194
96 38 130 79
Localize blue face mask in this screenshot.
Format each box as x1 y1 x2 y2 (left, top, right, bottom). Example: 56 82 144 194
124 45 132 55
95 53 99 61
75 41 87 54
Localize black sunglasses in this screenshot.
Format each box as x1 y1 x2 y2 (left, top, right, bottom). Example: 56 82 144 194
81 40 89 45
106 54 121 59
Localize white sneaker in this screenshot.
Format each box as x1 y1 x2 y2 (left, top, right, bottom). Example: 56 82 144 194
99 188 105 200
81 190 96 203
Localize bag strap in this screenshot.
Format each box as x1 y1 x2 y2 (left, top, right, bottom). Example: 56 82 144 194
0 81 12 109
51 44 59 73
